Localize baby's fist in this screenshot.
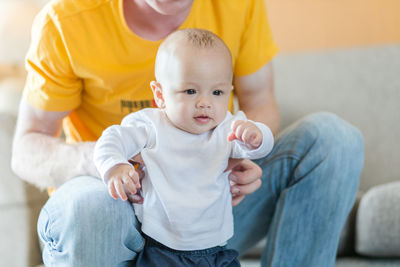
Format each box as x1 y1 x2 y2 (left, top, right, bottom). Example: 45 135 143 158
228 120 263 149
104 164 141 201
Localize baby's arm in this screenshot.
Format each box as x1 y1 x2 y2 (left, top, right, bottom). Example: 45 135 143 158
94 113 151 201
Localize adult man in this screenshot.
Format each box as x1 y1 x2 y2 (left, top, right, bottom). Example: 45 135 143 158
12 0 364 266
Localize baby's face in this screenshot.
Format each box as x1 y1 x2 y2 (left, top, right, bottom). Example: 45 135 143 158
158 45 233 134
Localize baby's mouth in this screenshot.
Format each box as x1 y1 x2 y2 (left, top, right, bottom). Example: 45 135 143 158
194 115 212 124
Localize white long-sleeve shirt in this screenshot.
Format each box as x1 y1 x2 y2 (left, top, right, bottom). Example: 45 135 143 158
94 108 273 250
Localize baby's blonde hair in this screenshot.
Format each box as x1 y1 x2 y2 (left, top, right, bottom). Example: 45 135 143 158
178 28 225 49
155 28 232 81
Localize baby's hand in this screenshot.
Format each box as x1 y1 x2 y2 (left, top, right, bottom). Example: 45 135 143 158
104 163 141 201
228 120 263 149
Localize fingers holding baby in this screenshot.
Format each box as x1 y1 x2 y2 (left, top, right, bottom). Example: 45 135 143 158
228 120 263 149
104 163 141 201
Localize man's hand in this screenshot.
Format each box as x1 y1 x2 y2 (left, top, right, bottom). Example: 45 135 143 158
228 120 263 149
105 163 141 201
225 158 262 206
126 154 146 204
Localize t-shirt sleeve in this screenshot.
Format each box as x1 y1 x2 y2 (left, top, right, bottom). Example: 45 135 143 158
93 112 152 181
234 0 279 76
23 8 82 111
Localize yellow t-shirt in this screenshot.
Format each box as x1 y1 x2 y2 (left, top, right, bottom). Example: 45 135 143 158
24 0 278 143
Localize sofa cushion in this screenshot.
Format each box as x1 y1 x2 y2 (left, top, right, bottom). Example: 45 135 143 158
0 112 48 265
274 45 400 192
356 181 400 256
0 203 44 267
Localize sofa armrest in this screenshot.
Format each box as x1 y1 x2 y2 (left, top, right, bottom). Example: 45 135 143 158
356 181 400 257
0 112 48 266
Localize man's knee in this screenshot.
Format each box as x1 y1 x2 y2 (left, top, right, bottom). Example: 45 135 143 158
280 112 364 188
38 176 139 244
38 176 144 265
300 112 364 189
296 112 364 158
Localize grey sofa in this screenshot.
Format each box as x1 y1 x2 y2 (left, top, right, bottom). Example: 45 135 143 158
239 45 400 266
1 45 399 267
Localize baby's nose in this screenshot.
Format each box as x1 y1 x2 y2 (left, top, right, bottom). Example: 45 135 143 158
196 98 211 108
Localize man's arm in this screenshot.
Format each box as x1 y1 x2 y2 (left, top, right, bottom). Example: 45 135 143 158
234 61 280 135
11 98 99 189
228 61 279 206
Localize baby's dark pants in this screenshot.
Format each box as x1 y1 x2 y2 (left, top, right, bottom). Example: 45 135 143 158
134 234 241 267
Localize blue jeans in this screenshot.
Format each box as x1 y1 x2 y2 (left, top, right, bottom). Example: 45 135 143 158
38 112 364 267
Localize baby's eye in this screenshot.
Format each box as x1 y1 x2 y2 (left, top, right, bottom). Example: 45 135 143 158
213 90 223 96
184 89 196 95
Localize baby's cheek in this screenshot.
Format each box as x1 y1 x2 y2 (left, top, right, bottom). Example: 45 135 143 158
215 107 227 122
214 115 225 126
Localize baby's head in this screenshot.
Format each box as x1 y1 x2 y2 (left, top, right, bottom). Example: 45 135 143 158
151 28 233 134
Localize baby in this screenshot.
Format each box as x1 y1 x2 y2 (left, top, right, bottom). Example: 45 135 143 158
94 28 274 266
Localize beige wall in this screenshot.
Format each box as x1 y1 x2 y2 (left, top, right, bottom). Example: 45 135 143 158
266 0 400 53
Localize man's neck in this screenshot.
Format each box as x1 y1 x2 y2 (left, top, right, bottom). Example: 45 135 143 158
123 0 192 41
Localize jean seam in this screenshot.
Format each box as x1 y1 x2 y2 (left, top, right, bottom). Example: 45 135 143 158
267 127 321 189
293 152 329 186
259 152 301 198
260 151 301 165
41 208 55 267
233 154 301 223
138 241 145 252
266 190 287 267
205 256 212 267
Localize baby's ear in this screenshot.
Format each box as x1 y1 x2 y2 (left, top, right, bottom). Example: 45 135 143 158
150 81 165 108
